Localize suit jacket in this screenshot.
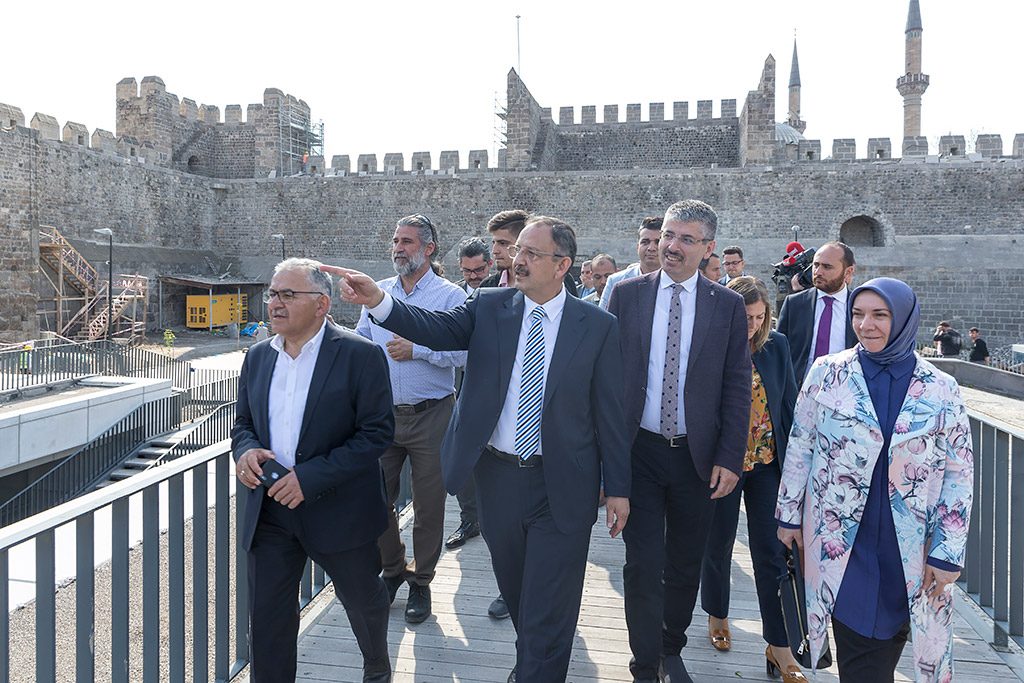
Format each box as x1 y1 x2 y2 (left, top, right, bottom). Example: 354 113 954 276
776 349 973 678
775 286 857 380
752 330 799 467
372 287 630 535
608 271 751 479
479 271 579 297
231 322 395 553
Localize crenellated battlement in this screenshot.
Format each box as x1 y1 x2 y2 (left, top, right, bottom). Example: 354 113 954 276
551 99 738 126
115 76 318 178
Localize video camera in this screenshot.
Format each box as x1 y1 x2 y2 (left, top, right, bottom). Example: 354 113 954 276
772 227 815 298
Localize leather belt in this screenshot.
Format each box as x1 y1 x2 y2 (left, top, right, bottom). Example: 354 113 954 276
486 445 542 468
393 395 450 416
639 429 688 448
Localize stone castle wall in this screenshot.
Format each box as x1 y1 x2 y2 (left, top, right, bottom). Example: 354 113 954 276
2 113 1023 351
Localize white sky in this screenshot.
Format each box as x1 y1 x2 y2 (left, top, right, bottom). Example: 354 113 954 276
3 0 1021 165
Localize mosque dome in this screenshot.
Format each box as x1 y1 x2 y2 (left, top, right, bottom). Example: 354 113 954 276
775 122 805 145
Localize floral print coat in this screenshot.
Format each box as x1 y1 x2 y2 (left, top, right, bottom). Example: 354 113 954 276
776 348 973 683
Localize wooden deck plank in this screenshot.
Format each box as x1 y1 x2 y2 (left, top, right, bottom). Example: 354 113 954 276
294 495 1020 682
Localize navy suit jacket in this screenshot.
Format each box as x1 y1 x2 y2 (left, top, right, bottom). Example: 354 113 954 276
372 287 630 535
607 271 751 479
231 322 394 553
775 286 857 380
752 330 799 468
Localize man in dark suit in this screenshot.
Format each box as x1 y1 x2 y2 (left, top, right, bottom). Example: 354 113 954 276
232 258 395 683
775 241 857 380
324 216 630 683
480 209 578 296
608 200 751 683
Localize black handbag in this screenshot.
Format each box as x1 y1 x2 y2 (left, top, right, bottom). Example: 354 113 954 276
778 543 833 669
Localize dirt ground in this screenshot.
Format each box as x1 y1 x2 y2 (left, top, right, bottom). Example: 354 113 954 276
136 325 255 363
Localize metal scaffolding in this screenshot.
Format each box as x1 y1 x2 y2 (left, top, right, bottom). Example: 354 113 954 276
278 98 324 176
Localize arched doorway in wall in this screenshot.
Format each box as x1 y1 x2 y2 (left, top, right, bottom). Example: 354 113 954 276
187 155 201 173
840 215 885 247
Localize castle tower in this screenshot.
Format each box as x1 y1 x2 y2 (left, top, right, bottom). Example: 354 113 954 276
786 37 806 134
896 0 929 138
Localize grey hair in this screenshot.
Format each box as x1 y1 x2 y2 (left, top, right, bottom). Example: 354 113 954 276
664 199 718 240
592 253 617 270
273 257 332 297
397 214 442 275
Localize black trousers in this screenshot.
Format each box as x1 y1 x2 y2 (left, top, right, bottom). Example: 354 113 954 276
247 499 391 682
623 431 716 680
701 460 789 646
474 449 592 683
833 616 911 683
455 475 478 526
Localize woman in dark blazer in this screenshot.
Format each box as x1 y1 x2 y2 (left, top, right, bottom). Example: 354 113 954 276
701 276 805 681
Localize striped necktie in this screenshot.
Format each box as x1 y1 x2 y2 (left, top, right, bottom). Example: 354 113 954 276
515 307 546 458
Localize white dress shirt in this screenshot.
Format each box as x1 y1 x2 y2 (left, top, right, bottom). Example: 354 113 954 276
369 286 568 455
806 286 850 370
267 318 327 468
640 270 699 436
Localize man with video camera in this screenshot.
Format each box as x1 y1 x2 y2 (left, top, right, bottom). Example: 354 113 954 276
776 242 858 380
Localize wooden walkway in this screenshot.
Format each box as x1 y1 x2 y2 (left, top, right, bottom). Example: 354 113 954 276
294 497 1023 682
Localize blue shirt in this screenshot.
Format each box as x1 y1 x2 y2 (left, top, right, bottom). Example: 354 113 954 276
832 350 915 639
355 268 468 405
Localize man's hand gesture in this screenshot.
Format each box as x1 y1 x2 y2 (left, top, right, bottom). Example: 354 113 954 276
319 265 385 307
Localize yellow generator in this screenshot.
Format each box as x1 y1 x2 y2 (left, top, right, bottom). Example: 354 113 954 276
186 294 248 328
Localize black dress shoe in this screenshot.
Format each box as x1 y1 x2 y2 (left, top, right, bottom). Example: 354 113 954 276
405 583 431 624
362 661 392 683
383 574 405 605
658 654 694 683
488 595 510 619
445 520 480 549
507 666 516 683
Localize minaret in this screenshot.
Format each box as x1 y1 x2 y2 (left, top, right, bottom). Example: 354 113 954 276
896 0 929 137
786 35 806 134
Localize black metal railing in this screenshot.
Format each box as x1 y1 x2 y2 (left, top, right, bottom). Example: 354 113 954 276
961 411 1024 650
0 376 240 528
0 339 240 394
0 394 185 527
150 402 239 469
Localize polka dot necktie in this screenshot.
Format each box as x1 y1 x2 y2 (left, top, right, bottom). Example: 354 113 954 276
660 284 684 439
515 307 546 458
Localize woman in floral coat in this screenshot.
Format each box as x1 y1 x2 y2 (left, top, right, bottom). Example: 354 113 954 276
776 278 973 683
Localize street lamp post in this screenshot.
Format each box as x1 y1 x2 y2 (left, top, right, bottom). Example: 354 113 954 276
94 228 114 340
270 234 286 260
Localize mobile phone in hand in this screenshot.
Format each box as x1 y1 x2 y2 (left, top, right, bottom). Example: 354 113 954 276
256 459 291 487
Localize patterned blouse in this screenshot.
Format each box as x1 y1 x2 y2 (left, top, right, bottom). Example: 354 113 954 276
745 364 776 471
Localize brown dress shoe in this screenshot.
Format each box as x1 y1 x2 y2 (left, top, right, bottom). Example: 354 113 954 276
708 616 731 651
766 645 808 682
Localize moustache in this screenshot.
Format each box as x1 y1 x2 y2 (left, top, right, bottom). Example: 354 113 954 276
663 248 684 260
514 265 529 277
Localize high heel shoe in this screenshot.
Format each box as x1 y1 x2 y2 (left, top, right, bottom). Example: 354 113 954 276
766 645 808 682
708 616 731 651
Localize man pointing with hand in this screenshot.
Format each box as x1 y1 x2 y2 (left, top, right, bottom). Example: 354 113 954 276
323 215 630 683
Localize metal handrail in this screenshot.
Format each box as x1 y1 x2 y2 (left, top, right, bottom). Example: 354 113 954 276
0 441 278 682
960 409 1024 651
149 401 238 469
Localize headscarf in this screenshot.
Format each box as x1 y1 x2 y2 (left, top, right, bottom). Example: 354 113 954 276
849 277 920 366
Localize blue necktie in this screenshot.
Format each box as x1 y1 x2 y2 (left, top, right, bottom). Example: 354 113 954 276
515 307 546 458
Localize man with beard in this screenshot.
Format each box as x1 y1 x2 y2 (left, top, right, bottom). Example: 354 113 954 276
775 241 858 380
355 214 468 624
599 217 663 309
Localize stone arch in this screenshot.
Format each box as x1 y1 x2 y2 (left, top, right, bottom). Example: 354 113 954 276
187 155 201 173
839 215 885 247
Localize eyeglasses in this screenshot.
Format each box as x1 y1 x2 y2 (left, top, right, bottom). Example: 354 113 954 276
722 260 744 267
661 232 711 247
460 265 490 277
507 244 568 261
263 289 326 304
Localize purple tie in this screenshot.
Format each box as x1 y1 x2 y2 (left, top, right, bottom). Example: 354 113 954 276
813 295 834 360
